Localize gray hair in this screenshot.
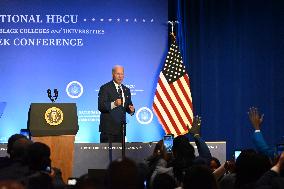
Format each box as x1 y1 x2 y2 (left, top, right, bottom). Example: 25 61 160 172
112 65 124 73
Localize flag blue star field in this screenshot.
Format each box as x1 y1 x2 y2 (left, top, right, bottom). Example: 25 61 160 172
153 35 193 136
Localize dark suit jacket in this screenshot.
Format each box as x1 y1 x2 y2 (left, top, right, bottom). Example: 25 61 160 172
98 81 133 135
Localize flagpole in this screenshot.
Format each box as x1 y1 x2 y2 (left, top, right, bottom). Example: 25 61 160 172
168 21 179 38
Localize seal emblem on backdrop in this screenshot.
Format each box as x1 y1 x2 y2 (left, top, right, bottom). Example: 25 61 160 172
136 107 153 125
66 81 84 98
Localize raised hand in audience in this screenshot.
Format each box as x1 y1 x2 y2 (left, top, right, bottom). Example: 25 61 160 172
213 160 236 180
248 107 264 130
248 107 275 159
188 115 201 138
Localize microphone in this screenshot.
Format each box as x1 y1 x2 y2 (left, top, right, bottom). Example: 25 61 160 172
47 89 53 102
54 89 58 102
47 88 58 103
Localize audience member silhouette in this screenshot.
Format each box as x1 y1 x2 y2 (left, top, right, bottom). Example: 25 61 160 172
0 137 32 180
183 165 218 189
27 142 51 172
7 134 28 156
26 142 65 189
0 134 27 169
152 173 176 189
234 149 271 189
145 139 171 188
219 149 271 189
10 137 33 163
25 171 55 189
106 157 144 189
171 115 212 184
150 115 212 187
256 152 284 189
74 173 104 189
146 140 169 174
170 134 196 183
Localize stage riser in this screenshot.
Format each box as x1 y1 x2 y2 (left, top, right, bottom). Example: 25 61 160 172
0 142 226 177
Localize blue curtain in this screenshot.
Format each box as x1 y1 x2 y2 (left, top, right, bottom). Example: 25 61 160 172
174 0 284 159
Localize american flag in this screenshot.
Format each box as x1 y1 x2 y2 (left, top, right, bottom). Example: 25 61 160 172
153 35 193 136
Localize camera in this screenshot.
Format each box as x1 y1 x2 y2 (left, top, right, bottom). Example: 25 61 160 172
163 134 174 153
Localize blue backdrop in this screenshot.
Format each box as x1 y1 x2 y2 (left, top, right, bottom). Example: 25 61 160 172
0 0 168 143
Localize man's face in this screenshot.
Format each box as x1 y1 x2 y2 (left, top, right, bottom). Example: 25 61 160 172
112 67 124 85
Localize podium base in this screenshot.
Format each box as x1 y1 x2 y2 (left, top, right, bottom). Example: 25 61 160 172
32 135 75 183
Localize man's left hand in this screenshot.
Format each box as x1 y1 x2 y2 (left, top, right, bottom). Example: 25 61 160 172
129 105 135 114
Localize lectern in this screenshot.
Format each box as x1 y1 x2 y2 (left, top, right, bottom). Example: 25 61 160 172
28 103 78 183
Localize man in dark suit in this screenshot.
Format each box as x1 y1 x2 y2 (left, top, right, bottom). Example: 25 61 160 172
98 65 135 143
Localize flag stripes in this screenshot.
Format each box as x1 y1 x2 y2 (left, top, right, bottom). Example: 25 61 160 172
153 36 193 136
